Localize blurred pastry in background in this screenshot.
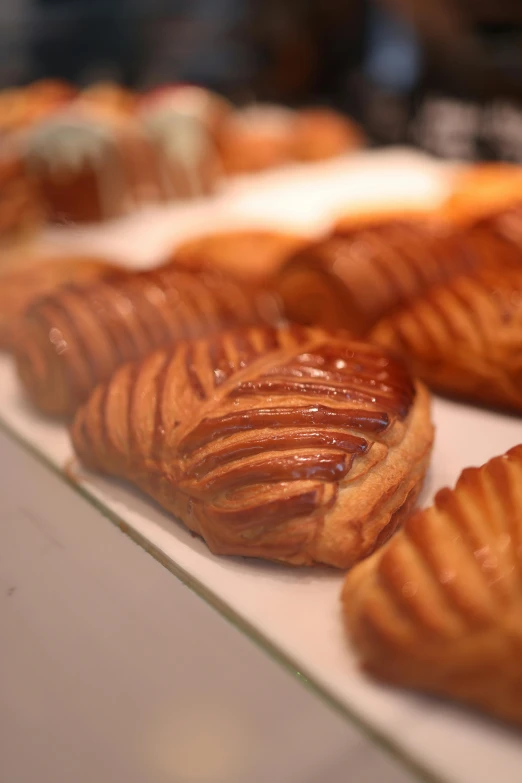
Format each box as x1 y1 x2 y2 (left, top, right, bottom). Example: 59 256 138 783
292 108 365 162
139 84 231 198
79 82 138 115
342 444 522 728
0 255 122 350
216 104 296 175
14 265 272 417
171 229 311 284
0 79 76 137
0 154 45 245
443 164 522 226
21 102 165 224
275 217 465 335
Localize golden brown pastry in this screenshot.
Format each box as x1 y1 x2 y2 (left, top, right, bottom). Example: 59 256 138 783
0 154 44 243
0 256 122 350
171 230 311 284
21 102 165 224
443 164 522 227
139 85 231 199
0 80 75 137
216 105 296 175
292 108 365 162
370 230 522 412
276 219 470 336
71 325 433 567
14 266 272 417
342 445 522 727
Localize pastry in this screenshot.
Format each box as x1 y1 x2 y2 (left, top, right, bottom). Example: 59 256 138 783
0 153 44 243
370 229 522 412
71 325 433 567
275 218 469 336
443 164 522 227
0 255 122 350
139 84 230 198
14 266 271 417
21 102 164 223
0 80 75 137
342 445 522 727
216 104 296 175
292 108 365 162
171 230 311 284
79 83 138 115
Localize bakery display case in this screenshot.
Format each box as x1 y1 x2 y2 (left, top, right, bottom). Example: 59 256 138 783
3 3 522 782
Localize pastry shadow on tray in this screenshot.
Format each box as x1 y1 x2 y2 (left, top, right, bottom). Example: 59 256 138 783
71 463 343 585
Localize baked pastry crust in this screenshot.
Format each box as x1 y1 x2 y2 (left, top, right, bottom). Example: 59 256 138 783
171 230 311 284
71 325 433 567
292 108 365 162
0 255 121 350
342 445 522 727
275 219 468 336
443 164 522 226
14 266 269 417
370 225 522 412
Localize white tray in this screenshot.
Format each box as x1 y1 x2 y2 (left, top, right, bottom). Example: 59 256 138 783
3 149 521 783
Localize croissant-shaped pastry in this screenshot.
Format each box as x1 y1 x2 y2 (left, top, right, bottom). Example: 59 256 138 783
342 445 522 727
0 255 122 350
371 230 522 412
15 266 270 417
71 325 433 567
275 219 471 336
171 230 311 284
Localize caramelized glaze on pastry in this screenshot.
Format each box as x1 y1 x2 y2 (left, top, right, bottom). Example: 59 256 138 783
342 445 522 727
71 325 433 567
370 224 522 412
443 164 522 226
171 230 311 284
0 256 121 350
276 219 469 336
15 266 267 417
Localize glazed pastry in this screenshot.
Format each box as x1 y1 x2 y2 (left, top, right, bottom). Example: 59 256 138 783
171 230 311 284
139 84 230 198
21 102 164 223
0 153 44 243
342 445 522 727
15 266 271 417
0 256 122 350
370 230 522 412
216 104 296 175
71 325 433 567
292 108 365 162
275 219 469 336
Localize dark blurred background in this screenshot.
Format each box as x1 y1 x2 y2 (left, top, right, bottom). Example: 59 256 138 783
2 0 522 160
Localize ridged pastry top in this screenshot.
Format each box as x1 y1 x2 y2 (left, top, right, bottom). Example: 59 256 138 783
0 255 121 350
342 444 522 726
72 325 420 565
275 219 470 335
15 265 267 417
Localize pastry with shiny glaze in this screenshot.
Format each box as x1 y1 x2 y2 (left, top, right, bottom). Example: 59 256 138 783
275 218 469 336
342 445 522 727
71 325 433 567
15 266 267 417
370 223 522 412
0 255 121 349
